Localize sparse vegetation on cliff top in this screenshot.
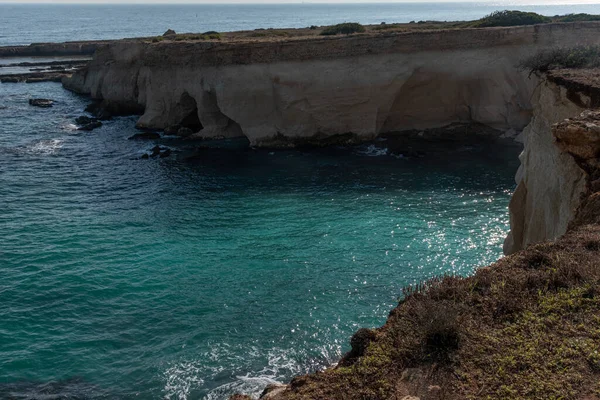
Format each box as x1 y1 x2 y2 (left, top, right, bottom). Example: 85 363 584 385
470 10 551 27
320 22 366 36
151 31 221 42
142 11 600 44
520 46 600 72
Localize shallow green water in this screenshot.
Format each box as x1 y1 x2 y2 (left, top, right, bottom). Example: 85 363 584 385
0 82 520 399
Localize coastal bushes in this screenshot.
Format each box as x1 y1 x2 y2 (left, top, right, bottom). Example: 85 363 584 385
472 10 551 27
320 22 365 36
520 45 600 72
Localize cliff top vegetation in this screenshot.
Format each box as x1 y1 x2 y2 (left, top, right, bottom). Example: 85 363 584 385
145 11 600 44
521 46 600 72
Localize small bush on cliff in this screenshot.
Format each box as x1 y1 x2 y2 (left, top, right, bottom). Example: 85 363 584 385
472 10 551 27
320 22 365 36
520 45 600 72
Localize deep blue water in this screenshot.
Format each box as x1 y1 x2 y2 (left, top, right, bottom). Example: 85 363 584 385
1 2 600 46
0 80 521 399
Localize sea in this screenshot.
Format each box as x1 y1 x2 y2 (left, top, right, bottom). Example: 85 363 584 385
0 2 592 399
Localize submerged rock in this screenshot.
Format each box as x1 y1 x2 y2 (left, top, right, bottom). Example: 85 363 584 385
29 98 53 108
159 148 172 158
140 145 172 159
128 132 161 140
75 115 104 131
77 121 103 131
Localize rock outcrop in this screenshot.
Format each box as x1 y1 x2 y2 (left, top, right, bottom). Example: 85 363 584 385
63 23 600 147
504 70 600 254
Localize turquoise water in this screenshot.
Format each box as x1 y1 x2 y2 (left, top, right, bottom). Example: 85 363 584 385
2 2 600 46
0 82 520 399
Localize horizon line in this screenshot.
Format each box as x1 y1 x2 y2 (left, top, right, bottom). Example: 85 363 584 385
2 0 600 3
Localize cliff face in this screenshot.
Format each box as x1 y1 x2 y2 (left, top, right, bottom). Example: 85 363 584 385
504 70 600 254
63 23 600 146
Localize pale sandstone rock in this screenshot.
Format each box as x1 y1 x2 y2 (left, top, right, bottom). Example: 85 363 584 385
504 79 589 254
63 23 600 147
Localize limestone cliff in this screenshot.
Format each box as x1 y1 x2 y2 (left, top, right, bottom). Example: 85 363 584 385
504 70 600 254
63 23 600 146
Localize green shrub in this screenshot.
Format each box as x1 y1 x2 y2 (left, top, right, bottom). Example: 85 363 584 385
320 22 365 36
520 45 600 72
555 13 600 23
473 10 551 27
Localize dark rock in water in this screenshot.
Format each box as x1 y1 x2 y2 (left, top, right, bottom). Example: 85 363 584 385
140 145 171 159
85 102 113 120
150 145 162 157
177 127 194 137
164 124 181 135
29 98 54 108
163 29 177 36
1 76 20 83
75 116 99 125
128 132 161 140
77 121 103 131
159 148 172 158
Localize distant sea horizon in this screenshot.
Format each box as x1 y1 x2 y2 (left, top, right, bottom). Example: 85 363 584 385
1 2 600 46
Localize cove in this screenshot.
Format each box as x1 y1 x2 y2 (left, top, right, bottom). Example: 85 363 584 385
0 81 520 399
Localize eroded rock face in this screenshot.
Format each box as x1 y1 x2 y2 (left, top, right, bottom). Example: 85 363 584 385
63 23 600 147
504 78 597 255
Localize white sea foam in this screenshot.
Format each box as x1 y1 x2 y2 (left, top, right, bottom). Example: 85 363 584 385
163 361 205 400
162 343 341 400
25 139 63 155
357 145 388 157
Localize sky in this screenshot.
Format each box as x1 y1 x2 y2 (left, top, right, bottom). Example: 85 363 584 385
2 0 599 3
